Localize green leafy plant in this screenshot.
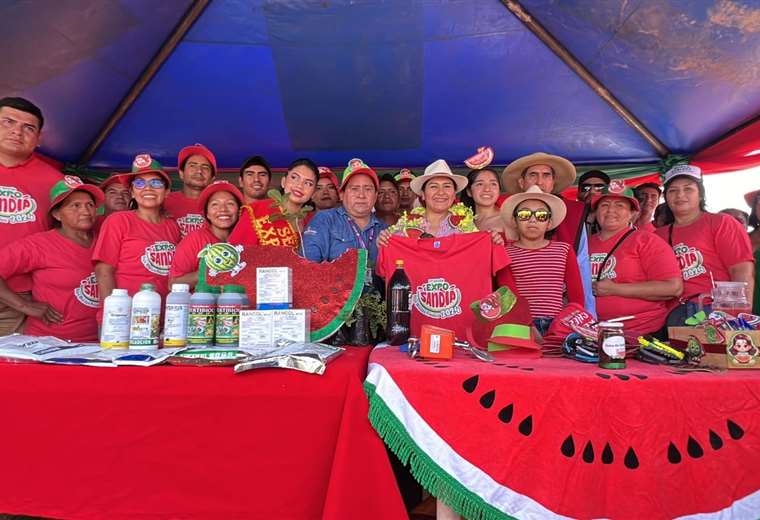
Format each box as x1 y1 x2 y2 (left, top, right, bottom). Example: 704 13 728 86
344 292 387 340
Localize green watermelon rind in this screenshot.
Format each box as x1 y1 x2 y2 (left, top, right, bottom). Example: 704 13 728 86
364 377 516 520
309 248 368 342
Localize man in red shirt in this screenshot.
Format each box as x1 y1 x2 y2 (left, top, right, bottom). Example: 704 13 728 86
633 182 661 233
502 152 595 315
0 97 63 335
395 168 417 213
238 155 271 204
164 143 217 237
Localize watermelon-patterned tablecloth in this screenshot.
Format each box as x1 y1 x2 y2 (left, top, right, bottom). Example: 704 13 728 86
365 345 760 520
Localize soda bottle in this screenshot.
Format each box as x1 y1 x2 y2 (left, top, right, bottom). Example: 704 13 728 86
386 259 411 345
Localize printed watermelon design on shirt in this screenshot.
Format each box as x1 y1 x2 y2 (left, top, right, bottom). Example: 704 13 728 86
673 242 707 280
414 277 462 319
176 213 206 237
201 243 246 277
141 241 176 276
74 273 99 308
0 185 37 224
590 252 617 280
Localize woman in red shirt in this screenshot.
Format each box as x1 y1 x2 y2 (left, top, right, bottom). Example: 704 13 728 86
589 184 682 337
0 176 104 341
169 181 243 289
654 164 754 322
229 158 317 252
93 155 181 303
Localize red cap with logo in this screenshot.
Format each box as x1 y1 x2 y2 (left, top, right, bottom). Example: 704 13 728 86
178 143 217 176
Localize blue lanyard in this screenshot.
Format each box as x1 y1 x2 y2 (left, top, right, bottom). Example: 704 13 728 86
345 215 375 251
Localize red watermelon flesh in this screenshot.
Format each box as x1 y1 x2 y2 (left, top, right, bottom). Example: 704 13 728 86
366 348 760 519
205 246 366 341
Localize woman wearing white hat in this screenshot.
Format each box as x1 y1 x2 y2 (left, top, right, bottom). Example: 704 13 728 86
496 185 584 334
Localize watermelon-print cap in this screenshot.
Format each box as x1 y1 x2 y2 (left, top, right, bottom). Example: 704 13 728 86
127 153 172 189
591 179 640 212
394 168 415 182
341 158 379 192
49 175 105 212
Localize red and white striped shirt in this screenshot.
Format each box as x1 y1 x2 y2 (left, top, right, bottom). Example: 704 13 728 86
502 241 584 320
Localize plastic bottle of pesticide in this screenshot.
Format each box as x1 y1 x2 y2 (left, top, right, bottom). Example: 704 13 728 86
187 284 217 347
129 283 161 349
215 285 246 347
163 283 191 347
101 288 131 348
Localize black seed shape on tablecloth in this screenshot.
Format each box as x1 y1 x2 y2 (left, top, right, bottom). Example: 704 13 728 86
632 374 648 380
560 435 575 457
498 404 514 423
708 430 724 450
624 447 639 469
507 365 519 368
687 436 704 458
667 442 682 464
582 441 594 463
479 390 496 409
614 374 630 381
727 419 744 440
433 365 449 368
602 443 614 464
668 442 682 464
518 415 533 436
596 373 612 379
519 367 534 371
462 375 479 393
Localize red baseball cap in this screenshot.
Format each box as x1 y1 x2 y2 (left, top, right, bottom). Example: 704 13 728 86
178 143 217 176
128 154 172 190
198 180 244 215
340 158 379 192
99 173 130 191
49 175 105 211
318 166 340 191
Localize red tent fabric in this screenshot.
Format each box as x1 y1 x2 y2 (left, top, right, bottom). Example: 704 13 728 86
692 118 760 175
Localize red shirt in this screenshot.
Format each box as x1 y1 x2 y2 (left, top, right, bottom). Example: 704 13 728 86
164 191 206 238
590 228 681 335
0 230 99 341
0 154 64 292
376 233 510 339
500 241 584 320
92 211 181 299
638 221 656 234
228 198 313 248
655 212 754 300
169 226 220 279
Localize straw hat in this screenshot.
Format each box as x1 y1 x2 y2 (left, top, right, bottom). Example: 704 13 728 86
500 185 567 238
410 159 468 195
501 152 576 194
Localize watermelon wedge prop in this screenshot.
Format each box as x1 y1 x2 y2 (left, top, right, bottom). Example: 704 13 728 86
365 347 760 519
464 146 495 170
199 246 367 341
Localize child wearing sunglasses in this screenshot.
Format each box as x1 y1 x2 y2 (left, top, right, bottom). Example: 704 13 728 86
496 185 585 335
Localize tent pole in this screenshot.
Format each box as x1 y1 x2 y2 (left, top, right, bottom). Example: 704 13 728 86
77 0 211 166
499 0 670 158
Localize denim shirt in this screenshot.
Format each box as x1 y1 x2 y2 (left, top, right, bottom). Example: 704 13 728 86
303 206 387 264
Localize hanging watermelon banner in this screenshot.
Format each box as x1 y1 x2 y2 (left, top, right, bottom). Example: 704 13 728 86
365 346 760 519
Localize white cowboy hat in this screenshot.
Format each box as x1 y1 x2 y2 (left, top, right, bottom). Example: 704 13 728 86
410 159 468 195
500 185 567 239
501 152 576 195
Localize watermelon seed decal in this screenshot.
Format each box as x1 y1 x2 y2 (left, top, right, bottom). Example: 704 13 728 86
687 436 704 458
709 430 724 450
462 375 479 393
668 442 682 464
518 416 533 436
582 441 594 463
602 443 614 464
498 404 514 423
624 448 640 469
614 374 629 381
596 373 611 379
479 390 496 409
632 373 648 380
561 435 575 457
519 367 534 371
596 371 648 381
727 419 744 440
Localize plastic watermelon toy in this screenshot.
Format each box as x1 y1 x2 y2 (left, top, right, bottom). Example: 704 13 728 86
365 347 760 519
200 246 366 341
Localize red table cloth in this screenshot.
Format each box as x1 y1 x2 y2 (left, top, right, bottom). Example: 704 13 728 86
365 346 760 520
0 346 406 520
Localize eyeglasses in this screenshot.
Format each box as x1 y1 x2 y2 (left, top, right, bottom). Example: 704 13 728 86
514 208 552 222
579 183 607 193
0 116 38 136
132 178 166 190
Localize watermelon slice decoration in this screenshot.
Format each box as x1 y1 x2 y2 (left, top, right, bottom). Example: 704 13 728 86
200 246 366 341
464 146 495 170
365 348 760 519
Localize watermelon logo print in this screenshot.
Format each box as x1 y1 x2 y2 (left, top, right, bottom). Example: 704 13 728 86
201 243 246 277
414 278 462 319
590 253 617 280
0 185 37 224
176 213 205 236
141 241 176 276
74 273 100 308
673 242 706 280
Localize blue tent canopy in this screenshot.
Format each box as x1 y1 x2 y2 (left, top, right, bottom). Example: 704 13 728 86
3 0 759 171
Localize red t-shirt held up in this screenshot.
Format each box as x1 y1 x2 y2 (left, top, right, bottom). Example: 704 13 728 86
0 230 99 342
169 226 220 279
655 212 754 300
0 154 64 292
590 228 681 336
92 211 181 299
376 232 510 339
164 191 206 238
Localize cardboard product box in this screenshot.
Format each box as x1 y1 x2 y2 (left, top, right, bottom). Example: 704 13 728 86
668 327 760 369
256 267 292 309
239 309 310 349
